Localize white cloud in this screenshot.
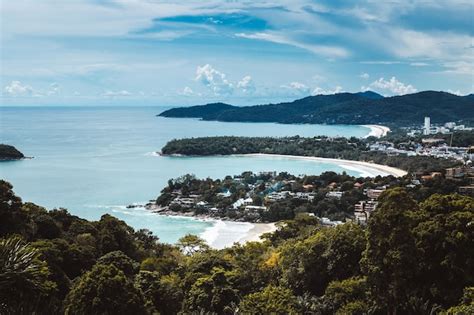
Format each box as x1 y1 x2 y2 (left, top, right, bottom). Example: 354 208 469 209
281 82 311 95
312 86 343 95
359 73 370 79
3 80 37 97
235 32 349 58
102 90 132 97
3 80 44 97
47 82 60 95
195 64 233 95
180 86 194 96
447 89 462 96
237 75 256 93
365 77 417 95
410 62 429 67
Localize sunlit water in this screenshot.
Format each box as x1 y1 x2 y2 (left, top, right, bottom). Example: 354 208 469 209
0 106 370 243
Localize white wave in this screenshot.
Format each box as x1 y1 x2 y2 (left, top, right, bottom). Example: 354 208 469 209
145 151 161 157
339 164 387 177
200 220 254 249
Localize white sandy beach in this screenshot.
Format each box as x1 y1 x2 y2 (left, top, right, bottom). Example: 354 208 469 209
236 153 407 177
150 212 278 249
200 220 277 249
362 125 391 138
238 222 278 243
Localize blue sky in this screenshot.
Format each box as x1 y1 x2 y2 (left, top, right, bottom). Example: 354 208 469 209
1 0 473 106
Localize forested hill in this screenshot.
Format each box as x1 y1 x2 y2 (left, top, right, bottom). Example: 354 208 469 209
161 136 460 173
158 91 474 126
0 144 24 160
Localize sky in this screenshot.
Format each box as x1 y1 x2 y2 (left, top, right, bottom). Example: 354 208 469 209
1 0 473 106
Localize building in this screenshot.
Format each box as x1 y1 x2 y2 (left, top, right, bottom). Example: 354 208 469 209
468 146 474 160
294 192 316 201
366 188 385 199
458 186 474 197
326 191 344 199
354 200 378 224
244 205 267 213
424 117 431 135
320 217 343 226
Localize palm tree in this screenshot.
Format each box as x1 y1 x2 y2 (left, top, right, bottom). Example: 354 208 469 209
0 236 54 314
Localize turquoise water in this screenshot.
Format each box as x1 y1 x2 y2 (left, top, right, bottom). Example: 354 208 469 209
0 106 370 243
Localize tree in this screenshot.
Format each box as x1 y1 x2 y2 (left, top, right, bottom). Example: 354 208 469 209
280 231 329 296
135 271 184 315
315 277 368 315
412 194 474 308
177 234 209 255
363 188 419 314
96 214 139 259
444 287 474 315
32 214 61 239
323 223 366 281
0 236 55 314
0 181 30 237
96 250 138 276
238 285 299 314
280 222 365 296
183 267 238 314
64 264 146 315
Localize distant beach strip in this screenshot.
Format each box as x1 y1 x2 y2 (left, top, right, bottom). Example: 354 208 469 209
362 124 391 138
234 153 407 178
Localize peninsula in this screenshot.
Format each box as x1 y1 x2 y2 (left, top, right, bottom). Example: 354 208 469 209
0 144 25 161
160 136 461 173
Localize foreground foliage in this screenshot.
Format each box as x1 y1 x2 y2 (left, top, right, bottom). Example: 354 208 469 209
0 179 473 314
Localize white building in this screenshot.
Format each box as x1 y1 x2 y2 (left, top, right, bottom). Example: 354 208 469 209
423 117 431 135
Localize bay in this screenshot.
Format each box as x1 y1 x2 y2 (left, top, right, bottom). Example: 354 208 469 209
0 106 370 243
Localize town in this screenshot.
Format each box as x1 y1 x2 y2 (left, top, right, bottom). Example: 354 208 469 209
144 163 474 225
369 118 474 161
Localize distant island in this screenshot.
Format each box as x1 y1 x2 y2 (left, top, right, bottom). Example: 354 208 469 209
158 91 474 126
0 144 25 161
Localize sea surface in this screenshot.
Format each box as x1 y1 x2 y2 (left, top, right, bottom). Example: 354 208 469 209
0 106 370 244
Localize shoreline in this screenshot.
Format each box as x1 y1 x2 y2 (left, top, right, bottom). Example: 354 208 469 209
362 124 391 138
146 209 277 249
234 153 408 177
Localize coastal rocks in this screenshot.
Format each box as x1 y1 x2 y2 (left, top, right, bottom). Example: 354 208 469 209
0 144 25 161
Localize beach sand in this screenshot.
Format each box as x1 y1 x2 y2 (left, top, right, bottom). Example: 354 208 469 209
238 222 278 243
362 125 391 138
200 220 277 249
236 153 408 177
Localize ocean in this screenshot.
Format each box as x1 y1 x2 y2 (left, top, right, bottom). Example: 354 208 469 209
0 106 371 244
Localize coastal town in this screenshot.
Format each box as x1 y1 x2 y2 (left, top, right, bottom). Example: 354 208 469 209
369 118 474 161
148 117 474 226
144 159 474 225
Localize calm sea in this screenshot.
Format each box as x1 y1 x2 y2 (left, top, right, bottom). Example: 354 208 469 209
0 106 370 243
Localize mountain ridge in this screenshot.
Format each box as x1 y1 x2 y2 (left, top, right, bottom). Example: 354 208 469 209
158 91 474 126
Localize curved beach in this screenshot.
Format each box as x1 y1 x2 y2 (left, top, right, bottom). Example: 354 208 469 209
235 153 407 177
200 220 277 249
362 124 391 138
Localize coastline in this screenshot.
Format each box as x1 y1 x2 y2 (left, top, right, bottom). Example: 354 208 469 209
234 153 408 177
238 222 277 243
148 210 277 249
362 124 391 138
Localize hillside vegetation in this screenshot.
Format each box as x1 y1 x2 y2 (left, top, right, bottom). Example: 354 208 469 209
161 136 461 173
159 91 474 125
0 180 473 314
